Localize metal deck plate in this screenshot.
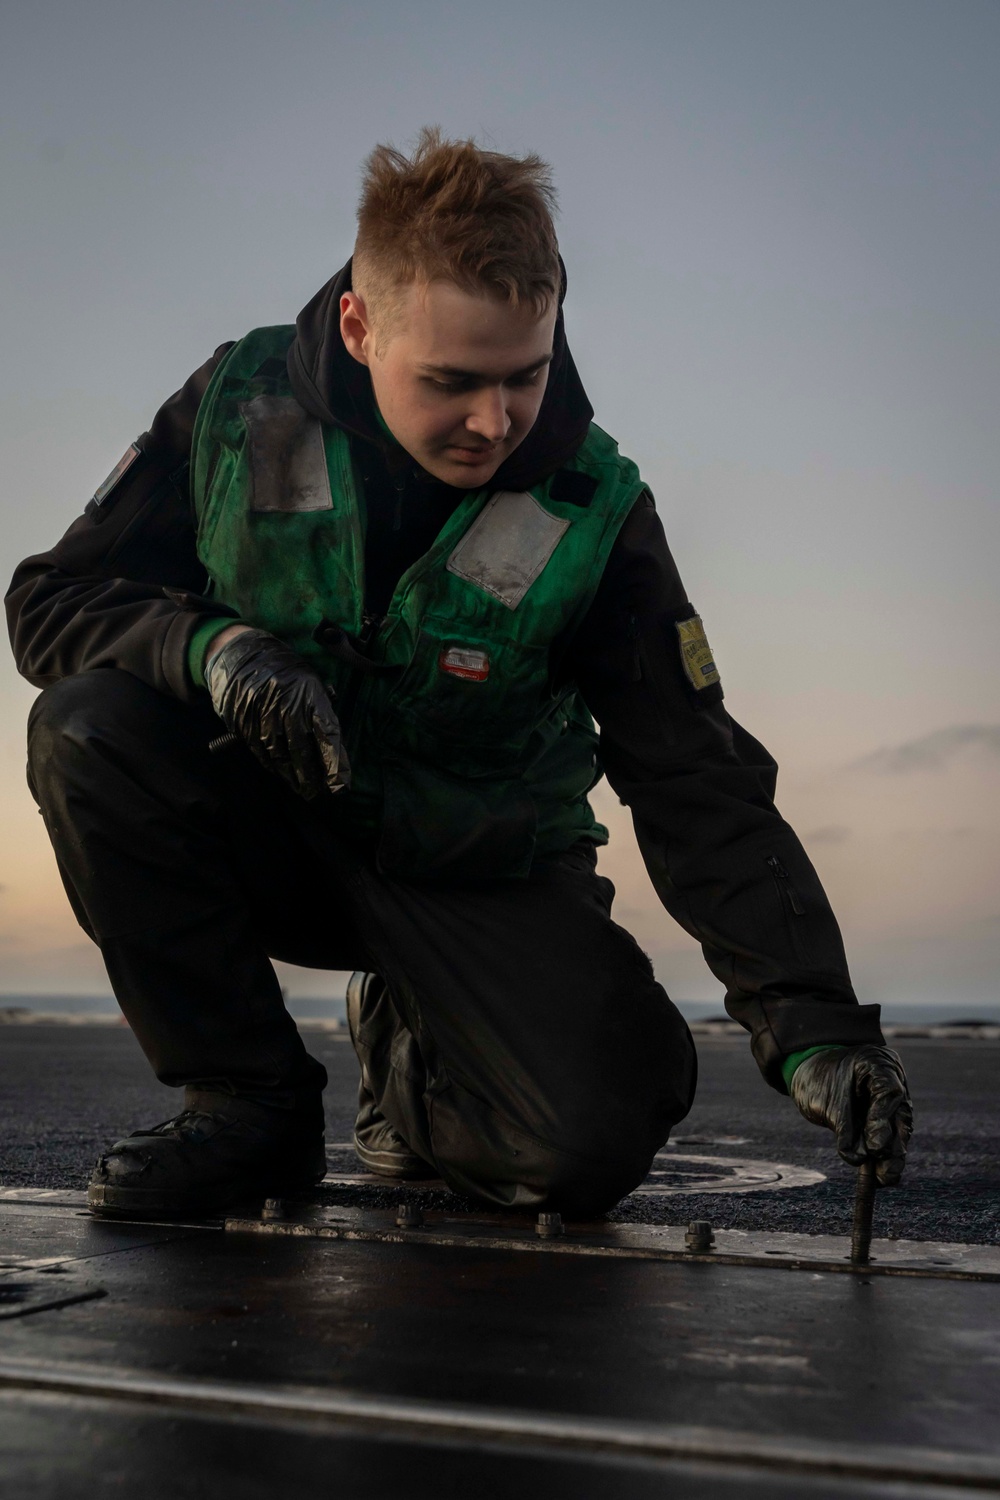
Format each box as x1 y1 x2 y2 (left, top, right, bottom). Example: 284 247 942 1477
225 1200 1000 1281
3 1034 1000 1494
1 1385 982 1499
0 1196 999 1495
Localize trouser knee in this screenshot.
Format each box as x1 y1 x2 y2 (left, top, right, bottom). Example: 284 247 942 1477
27 670 169 802
434 1122 658 1219
426 1059 694 1220
28 674 97 798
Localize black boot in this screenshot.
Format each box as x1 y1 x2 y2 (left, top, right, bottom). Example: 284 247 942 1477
346 971 436 1180
88 1090 327 1219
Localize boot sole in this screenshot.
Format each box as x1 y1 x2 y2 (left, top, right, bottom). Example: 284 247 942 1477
352 1135 439 1181
88 1150 328 1221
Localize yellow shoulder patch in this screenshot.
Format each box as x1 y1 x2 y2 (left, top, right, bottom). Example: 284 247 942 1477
676 615 721 691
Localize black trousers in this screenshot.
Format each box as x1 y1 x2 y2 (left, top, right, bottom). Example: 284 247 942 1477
27 670 696 1215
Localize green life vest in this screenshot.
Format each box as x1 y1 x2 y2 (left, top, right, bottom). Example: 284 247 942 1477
191 326 645 880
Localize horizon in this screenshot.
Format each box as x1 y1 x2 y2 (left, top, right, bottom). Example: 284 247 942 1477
3 994 999 1026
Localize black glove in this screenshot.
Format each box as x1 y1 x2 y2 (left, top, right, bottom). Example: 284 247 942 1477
206 628 350 800
790 1044 913 1186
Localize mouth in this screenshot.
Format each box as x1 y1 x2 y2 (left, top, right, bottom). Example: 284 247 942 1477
446 445 497 464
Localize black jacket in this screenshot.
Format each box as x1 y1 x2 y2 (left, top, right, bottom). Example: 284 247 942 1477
5 261 884 1087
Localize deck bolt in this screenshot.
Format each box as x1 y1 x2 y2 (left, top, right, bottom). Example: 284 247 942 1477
685 1220 715 1253
261 1197 286 1221
536 1211 564 1238
396 1203 424 1229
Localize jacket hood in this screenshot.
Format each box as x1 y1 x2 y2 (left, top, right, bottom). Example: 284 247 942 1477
287 258 594 491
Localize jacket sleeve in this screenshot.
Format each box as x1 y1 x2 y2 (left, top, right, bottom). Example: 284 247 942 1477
569 493 885 1091
5 346 236 703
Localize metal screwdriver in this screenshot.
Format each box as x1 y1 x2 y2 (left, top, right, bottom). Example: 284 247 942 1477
851 1158 878 1265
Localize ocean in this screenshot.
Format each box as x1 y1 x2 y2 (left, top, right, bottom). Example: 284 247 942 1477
2 995 998 1025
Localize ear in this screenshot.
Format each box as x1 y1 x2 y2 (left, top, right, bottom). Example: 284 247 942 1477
340 291 373 366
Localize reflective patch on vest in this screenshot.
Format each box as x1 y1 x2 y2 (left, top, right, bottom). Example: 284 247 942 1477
92 444 141 507
446 491 570 610
438 646 490 682
676 615 721 690
238 395 333 513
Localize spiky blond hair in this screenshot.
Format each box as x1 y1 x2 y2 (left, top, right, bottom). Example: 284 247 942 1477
353 128 560 341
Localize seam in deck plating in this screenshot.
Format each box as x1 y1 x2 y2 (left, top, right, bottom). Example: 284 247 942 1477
0 1360 998 1488
222 1217 1000 1282
1 1196 996 1281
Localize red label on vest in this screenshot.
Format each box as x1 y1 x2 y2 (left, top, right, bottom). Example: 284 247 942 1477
438 647 490 682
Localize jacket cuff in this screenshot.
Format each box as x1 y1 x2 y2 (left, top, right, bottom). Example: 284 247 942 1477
779 1044 846 1092
725 997 885 1093
159 591 240 702
187 616 238 689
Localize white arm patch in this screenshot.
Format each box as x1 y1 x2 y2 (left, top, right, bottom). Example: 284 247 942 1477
447 491 571 610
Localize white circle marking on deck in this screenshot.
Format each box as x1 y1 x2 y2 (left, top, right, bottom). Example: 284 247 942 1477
321 1145 825 1195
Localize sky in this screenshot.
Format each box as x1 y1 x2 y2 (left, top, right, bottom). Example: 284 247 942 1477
2 0 998 1007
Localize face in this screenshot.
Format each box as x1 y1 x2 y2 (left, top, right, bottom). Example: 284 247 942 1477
340 279 557 486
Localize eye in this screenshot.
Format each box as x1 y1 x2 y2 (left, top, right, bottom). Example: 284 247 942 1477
423 367 545 395
426 378 472 394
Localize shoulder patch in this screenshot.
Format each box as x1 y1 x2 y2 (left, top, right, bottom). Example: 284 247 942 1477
239 395 332 513
676 614 721 691
549 470 598 508
92 444 141 507
447 491 570 610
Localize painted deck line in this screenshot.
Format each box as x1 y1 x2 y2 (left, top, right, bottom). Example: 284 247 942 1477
0 1357 998 1488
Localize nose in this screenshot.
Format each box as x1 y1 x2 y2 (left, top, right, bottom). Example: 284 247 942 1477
464 386 511 445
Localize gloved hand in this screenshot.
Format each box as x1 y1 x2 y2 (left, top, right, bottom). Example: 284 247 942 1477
790 1044 913 1186
206 627 350 800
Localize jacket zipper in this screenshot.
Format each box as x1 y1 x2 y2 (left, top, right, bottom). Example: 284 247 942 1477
766 855 806 916
338 611 385 734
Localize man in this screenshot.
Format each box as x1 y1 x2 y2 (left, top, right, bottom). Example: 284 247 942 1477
7 130 911 1221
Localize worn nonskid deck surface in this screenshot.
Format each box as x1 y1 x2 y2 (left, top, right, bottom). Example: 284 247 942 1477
3 1033 1000 1495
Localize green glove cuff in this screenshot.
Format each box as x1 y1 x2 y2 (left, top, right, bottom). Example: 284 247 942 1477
188 617 240 689
781 1044 847 1093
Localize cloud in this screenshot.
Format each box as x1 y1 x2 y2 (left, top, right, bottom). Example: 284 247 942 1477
852 725 1000 775
804 825 851 844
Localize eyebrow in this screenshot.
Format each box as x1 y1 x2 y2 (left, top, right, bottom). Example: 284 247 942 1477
419 352 554 382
